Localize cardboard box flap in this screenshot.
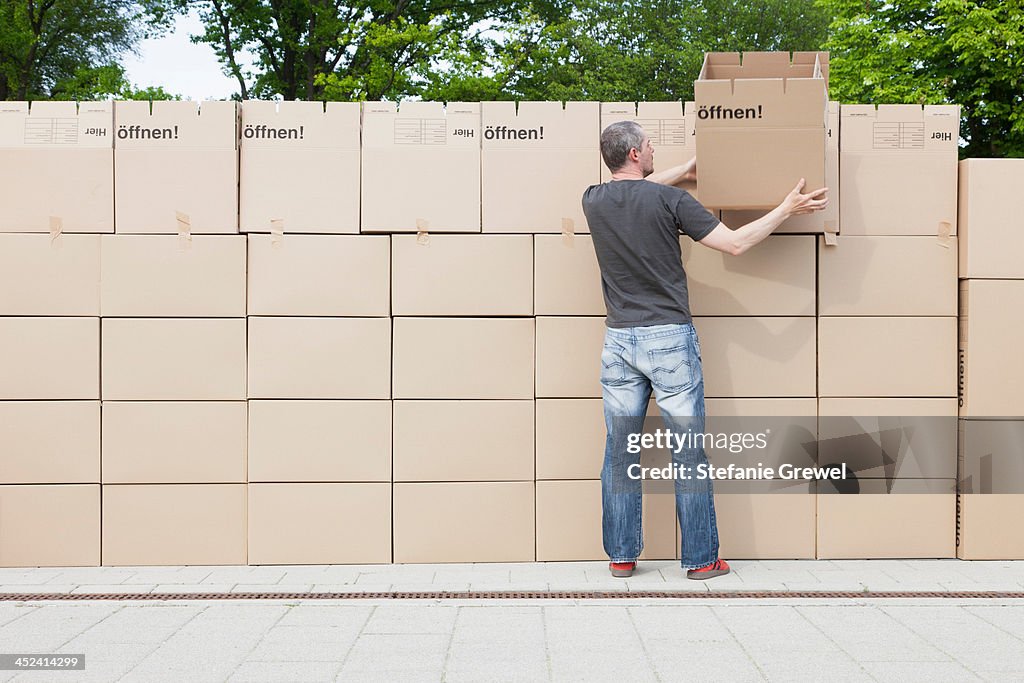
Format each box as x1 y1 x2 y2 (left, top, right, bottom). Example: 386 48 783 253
241 100 359 150
362 100 479 149
0 100 112 149
483 101 599 148
115 100 237 150
601 102 637 117
698 51 826 82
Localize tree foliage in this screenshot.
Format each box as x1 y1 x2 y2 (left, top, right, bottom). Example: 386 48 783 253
823 0 1024 157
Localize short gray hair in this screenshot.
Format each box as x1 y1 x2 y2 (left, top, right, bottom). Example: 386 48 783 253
600 121 646 172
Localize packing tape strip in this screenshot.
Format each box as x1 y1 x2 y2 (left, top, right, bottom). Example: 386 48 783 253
270 219 285 246
48 216 62 243
823 220 838 247
175 210 192 237
561 217 575 247
937 221 953 249
416 218 430 245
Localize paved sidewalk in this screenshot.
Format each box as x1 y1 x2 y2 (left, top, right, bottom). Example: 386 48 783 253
0 561 1023 682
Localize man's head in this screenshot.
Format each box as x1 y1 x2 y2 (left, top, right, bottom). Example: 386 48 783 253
600 121 654 177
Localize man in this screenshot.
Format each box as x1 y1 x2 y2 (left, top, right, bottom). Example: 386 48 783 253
582 120 829 580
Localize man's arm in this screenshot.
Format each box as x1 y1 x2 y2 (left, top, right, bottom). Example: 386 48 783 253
698 179 829 256
646 158 697 187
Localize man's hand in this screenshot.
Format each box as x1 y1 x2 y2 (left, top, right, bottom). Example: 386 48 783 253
781 179 829 217
678 157 697 183
645 157 698 186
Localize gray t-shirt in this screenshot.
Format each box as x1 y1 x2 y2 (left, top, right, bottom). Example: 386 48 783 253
581 179 720 328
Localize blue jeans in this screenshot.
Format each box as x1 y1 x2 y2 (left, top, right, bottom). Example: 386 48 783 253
600 322 720 569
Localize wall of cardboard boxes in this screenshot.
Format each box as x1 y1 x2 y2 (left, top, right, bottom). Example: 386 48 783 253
0 98 1020 567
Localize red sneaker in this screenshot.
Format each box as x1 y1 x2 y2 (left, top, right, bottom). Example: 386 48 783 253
686 559 730 580
609 561 636 578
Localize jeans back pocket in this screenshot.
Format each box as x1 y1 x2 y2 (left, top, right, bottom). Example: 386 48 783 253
647 344 694 392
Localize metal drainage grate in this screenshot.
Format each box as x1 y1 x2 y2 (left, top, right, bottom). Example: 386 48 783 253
2 590 1024 602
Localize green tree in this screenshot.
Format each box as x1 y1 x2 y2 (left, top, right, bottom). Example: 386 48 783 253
49 63 180 100
822 0 1024 157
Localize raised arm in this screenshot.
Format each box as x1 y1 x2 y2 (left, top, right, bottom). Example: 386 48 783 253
645 157 698 187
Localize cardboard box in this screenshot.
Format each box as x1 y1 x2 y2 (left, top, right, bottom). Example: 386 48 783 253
247 317 391 399
818 317 956 397
101 318 246 400
535 317 605 398
957 419 1024 495
959 280 1024 417
0 485 100 567
240 101 360 234
682 235 816 315
361 101 480 233
816 480 956 558
101 401 247 483
534 234 604 316
840 104 959 235
393 318 534 399
720 101 839 234
705 398 818 471
247 234 390 316
535 479 676 561
248 483 391 564
482 101 599 233
0 402 99 484
695 52 828 209
248 400 391 482
100 235 246 317
114 100 238 234
393 400 534 481
715 484 816 559
599 101 697 198
0 235 100 315
392 235 533 316
102 484 246 565
958 159 1024 279
0 101 113 233
693 317 817 398
957 495 1024 559
393 482 535 563
818 236 957 316
536 399 608 480
0 317 99 399
819 398 958 480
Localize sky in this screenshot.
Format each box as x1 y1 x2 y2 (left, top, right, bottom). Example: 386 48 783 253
121 10 242 101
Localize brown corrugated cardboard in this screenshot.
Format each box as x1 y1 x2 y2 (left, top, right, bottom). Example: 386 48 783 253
0 485 100 567
818 317 956 397
693 317 817 398
816 480 955 558
957 495 1024 559
391 235 533 316
0 101 113 233
695 52 828 209
535 316 605 398
536 399 607 480
0 317 99 399
957 419 1024 495
0 402 99 484
599 101 698 199
482 101 599 233
535 480 675 561
818 398 958 480
392 318 534 399
721 101 839 234
534 234 604 316
240 101 360 234
361 101 480 233
682 235 816 315
393 401 534 481
247 234 390 316
958 159 1024 279
248 483 391 564
101 401 247 483
840 104 959 235
100 235 246 316
101 318 246 400
102 484 246 565
248 401 391 482
818 236 957 316
393 482 535 562
959 280 1024 417
0 235 100 315
247 317 390 399
114 100 238 234
715 484 816 559
705 398 818 471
